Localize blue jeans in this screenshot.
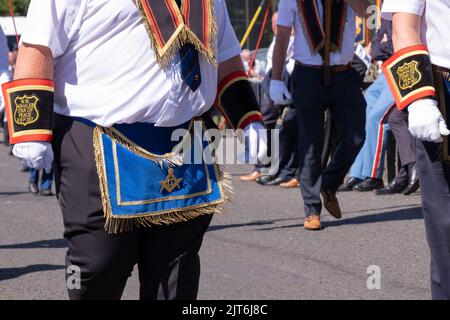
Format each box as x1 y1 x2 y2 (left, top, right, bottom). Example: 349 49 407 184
29 168 53 191
349 74 395 180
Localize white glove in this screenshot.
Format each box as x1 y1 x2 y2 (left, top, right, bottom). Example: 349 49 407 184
408 99 450 143
270 80 292 105
243 121 268 163
12 142 54 173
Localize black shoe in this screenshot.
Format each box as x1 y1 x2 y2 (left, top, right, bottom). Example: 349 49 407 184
265 176 292 186
39 189 53 196
404 165 419 195
256 175 275 185
353 178 384 192
338 177 363 192
375 180 406 195
28 183 39 194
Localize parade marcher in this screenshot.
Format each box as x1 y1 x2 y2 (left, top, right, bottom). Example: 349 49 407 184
382 0 450 299
28 167 54 196
3 0 266 299
240 12 294 183
271 0 370 230
340 18 394 192
256 13 299 187
375 107 419 195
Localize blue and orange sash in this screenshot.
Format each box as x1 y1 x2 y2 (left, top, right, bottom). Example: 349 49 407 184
133 0 217 67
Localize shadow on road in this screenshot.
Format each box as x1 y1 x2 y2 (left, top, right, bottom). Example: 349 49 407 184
0 264 65 281
207 217 298 232
0 239 67 249
0 191 29 196
252 206 423 231
323 206 423 228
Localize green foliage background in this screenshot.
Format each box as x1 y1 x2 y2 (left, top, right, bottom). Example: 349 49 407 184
0 0 30 16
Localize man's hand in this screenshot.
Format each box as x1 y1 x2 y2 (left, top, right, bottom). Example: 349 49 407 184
243 122 268 163
13 142 54 173
270 80 292 105
408 99 450 143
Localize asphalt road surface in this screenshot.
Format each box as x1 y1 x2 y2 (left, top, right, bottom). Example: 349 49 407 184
0 135 430 300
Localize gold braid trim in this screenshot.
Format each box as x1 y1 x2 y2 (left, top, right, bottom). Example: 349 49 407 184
134 0 217 69
92 122 232 234
93 126 114 231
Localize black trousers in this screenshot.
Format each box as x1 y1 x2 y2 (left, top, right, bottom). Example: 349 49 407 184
255 90 279 173
277 106 299 180
417 75 450 299
53 114 212 300
388 107 416 163
292 64 366 216
387 108 416 185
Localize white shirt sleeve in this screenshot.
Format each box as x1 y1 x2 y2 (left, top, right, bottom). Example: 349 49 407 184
0 70 11 114
381 0 426 20
277 0 295 27
20 0 85 58
216 0 242 63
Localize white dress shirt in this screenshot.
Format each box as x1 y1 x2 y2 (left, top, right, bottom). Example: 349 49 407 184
266 35 296 74
382 0 450 69
20 0 242 127
277 0 356 66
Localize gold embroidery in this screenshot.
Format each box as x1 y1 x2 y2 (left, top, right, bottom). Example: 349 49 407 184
160 168 183 193
13 95 39 126
397 61 422 90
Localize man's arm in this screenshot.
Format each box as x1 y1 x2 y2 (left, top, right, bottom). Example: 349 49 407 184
216 54 266 160
3 43 55 171
344 0 371 19
215 55 263 130
271 25 291 81
14 43 54 80
391 12 422 51
217 55 245 83
385 11 449 142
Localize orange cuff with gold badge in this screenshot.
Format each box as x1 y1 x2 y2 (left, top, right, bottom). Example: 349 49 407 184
382 45 436 110
215 71 263 129
2 79 54 144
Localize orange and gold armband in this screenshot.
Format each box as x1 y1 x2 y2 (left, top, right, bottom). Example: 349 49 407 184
2 79 54 144
215 71 263 129
382 45 436 110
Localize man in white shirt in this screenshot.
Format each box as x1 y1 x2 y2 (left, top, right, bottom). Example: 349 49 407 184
3 0 266 299
270 0 370 230
382 0 450 300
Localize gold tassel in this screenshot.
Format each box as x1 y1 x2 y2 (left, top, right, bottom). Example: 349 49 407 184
93 126 114 226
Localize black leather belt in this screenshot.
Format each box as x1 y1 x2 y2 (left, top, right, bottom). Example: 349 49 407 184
295 61 352 73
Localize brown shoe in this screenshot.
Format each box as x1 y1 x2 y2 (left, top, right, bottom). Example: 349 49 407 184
321 189 342 219
239 171 262 181
280 178 300 188
304 214 321 231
